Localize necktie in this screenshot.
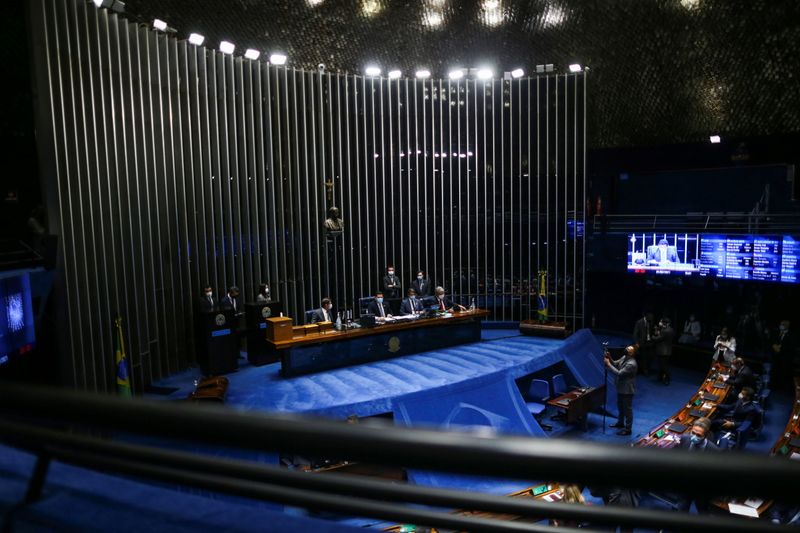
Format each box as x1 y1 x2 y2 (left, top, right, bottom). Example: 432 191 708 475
379 304 385 317
440 299 445 311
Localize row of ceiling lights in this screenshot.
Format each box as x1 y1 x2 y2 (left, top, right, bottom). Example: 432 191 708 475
90 1 582 79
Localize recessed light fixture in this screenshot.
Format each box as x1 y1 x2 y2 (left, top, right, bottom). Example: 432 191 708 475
244 49 260 60
365 66 381 77
416 69 431 79
709 135 721 143
188 33 205 46
448 69 464 80
269 53 287 65
511 68 524 78
388 70 402 79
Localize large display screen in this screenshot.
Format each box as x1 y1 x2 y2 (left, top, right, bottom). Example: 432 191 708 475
627 233 799 284
0 272 36 366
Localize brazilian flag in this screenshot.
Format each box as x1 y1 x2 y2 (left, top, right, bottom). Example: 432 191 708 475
114 317 132 396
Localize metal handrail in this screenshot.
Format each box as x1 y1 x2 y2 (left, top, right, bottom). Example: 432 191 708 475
1 382 798 532
592 212 800 234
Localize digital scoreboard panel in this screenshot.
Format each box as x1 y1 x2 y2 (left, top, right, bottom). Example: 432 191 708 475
628 233 798 284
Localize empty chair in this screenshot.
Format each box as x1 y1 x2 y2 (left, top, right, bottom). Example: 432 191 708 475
552 374 569 396
526 379 552 431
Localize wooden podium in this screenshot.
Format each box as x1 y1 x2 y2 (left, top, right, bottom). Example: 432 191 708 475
266 316 293 342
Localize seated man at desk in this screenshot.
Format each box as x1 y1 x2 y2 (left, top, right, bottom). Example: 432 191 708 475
400 288 425 316
710 386 758 433
366 291 393 321
646 239 678 264
311 297 335 324
432 286 466 313
727 357 755 397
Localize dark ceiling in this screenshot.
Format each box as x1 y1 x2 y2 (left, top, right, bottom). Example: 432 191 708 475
124 0 800 148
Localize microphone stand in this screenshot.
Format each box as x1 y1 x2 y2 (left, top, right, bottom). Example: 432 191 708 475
602 346 609 435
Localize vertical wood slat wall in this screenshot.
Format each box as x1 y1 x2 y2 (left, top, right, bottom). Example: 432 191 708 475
33 0 587 392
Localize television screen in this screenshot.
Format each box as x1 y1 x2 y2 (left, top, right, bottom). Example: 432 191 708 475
628 233 799 284
0 272 36 366
627 233 701 275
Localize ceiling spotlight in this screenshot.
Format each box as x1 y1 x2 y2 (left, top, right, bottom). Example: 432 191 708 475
511 68 524 78
415 69 431 79
448 69 464 80
244 49 261 60
568 64 582 72
269 53 287 65
219 41 235 55
188 33 205 46
152 19 167 31
476 68 493 80
709 135 721 143
388 70 402 79
93 0 125 12
365 66 381 77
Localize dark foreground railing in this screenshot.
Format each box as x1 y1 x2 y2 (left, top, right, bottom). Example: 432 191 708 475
0 382 798 532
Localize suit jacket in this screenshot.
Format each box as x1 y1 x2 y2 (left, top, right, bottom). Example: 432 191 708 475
677 436 719 452
311 307 334 324
382 274 401 298
198 295 217 313
730 365 756 393
400 297 424 315
432 296 456 312
411 278 431 297
652 325 674 356
647 246 678 263
367 299 391 317
633 317 652 347
717 399 759 430
608 355 638 395
220 294 240 313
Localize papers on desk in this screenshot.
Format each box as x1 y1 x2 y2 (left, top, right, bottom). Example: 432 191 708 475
791 452 800 461
744 498 764 508
542 492 562 502
701 401 715 410
728 503 760 517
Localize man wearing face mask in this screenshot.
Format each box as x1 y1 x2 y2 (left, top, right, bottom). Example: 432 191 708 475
711 386 759 433
367 291 392 321
432 286 467 313
670 417 718 516
678 314 701 344
400 288 424 316
411 270 431 297
311 297 335 324
713 326 736 364
198 284 217 312
605 345 638 436
382 265 401 299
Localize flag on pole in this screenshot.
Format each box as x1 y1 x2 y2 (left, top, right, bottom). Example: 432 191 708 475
114 317 132 396
537 270 548 323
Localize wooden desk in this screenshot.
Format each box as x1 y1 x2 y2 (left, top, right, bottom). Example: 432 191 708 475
635 363 732 449
547 385 606 430
270 310 490 377
383 483 563 532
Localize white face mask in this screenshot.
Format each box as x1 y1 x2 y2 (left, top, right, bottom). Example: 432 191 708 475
417 275 423 279
738 393 744 401
205 291 212 298
388 270 394 275
437 294 444 300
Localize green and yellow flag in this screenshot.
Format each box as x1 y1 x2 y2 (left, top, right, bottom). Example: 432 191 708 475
114 317 132 396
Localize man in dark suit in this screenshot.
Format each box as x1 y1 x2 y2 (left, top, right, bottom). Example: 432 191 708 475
633 311 654 375
411 270 431 297
728 357 755 397
647 239 678 264
400 288 424 316
673 417 719 514
652 317 675 385
773 320 799 386
432 286 466 313
311 297 335 324
220 286 241 314
198 284 217 312
382 265 401 299
366 291 392 321
711 386 759 433
605 345 638 436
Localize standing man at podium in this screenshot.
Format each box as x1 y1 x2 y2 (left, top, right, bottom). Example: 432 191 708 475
400 288 424 316
221 286 242 315
312 298 335 324
198 284 217 312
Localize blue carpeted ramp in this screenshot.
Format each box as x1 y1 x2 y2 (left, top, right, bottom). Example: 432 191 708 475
393 373 544 494
559 329 618 416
